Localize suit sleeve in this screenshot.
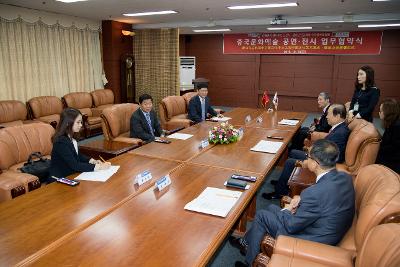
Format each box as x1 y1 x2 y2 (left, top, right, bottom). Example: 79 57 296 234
78 151 90 163
206 97 217 117
152 111 163 137
53 140 94 173
359 88 380 119
188 99 202 123
130 112 154 141
349 90 357 111
278 192 320 234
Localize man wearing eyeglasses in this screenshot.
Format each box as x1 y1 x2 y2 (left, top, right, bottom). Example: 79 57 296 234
231 139 355 267
264 103 350 200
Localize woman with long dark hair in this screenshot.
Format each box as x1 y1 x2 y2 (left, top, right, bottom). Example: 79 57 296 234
348 65 380 122
376 98 400 173
49 108 110 181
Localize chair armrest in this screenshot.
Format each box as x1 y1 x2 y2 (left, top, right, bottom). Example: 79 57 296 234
273 235 355 267
91 107 102 117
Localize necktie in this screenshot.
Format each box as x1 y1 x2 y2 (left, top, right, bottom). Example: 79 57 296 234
144 112 154 136
201 98 206 121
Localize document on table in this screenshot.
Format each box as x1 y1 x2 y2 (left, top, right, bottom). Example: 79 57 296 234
184 187 242 217
278 119 299 126
167 133 193 140
210 116 231 122
75 165 120 182
250 140 283 154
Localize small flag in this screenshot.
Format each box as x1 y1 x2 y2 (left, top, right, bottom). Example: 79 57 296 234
261 91 270 107
273 92 278 106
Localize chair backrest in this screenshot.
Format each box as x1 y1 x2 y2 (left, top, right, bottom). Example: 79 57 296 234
28 96 63 119
101 103 139 140
356 223 400 267
0 100 27 126
182 92 198 108
160 96 187 120
91 89 114 107
63 92 93 116
0 123 54 170
345 119 381 173
352 164 400 251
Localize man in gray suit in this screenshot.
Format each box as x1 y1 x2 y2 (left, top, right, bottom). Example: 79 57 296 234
231 139 355 267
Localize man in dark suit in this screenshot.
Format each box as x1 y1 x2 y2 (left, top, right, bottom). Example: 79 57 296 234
291 92 331 150
264 103 350 199
188 79 218 123
231 139 355 267
130 94 163 142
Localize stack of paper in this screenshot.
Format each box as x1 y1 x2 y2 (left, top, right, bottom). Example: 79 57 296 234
167 133 193 140
210 116 231 122
278 119 299 126
75 165 120 182
250 140 283 154
184 187 242 217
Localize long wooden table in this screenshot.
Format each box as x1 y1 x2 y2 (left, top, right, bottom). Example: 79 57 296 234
0 108 306 267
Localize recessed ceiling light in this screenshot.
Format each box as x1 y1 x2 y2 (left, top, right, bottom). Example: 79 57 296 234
371 0 391 2
56 0 88 2
193 29 231 33
267 26 312 30
123 10 177 17
358 23 400 28
228 3 298 10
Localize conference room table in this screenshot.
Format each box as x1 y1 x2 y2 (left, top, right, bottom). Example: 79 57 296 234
0 108 306 267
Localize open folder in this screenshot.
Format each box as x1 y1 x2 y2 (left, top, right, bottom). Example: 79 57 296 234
75 165 120 182
250 140 283 154
184 187 242 217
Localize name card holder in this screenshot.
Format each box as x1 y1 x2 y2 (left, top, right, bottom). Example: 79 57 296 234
199 138 210 149
155 174 171 191
245 115 252 124
238 127 244 140
134 170 152 186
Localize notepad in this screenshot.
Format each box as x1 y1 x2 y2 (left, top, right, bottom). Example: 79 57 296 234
210 116 231 122
278 119 299 126
167 133 193 140
250 140 283 154
184 187 242 217
75 165 120 182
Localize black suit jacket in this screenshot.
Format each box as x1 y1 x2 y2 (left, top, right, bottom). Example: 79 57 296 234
130 108 162 142
325 122 350 163
314 105 331 133
350 86 380 122
49 135 94 178
188 96 217 123
376 120 400 173
277 169 355 245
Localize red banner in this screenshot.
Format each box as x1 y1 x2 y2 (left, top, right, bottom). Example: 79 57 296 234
223 31 382 55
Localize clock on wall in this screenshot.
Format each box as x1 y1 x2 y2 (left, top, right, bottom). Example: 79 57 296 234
121 54 135 103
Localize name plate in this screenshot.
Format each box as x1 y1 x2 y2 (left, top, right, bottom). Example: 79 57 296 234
199 138 210 149
238 127 244 140
134 170 152 186
256 116 263 123
155 174 171 191
245 115 252 123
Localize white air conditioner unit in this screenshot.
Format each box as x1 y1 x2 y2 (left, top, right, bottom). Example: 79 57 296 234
180 56 195 90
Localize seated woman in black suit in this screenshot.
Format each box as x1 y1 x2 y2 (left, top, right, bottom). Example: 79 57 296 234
348 65 380 122
376 98 400 173
49 108 110 181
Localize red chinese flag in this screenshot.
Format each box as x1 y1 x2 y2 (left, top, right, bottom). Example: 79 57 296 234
262 91 269 107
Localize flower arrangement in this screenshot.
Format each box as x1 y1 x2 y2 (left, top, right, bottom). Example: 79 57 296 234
208 123 239 144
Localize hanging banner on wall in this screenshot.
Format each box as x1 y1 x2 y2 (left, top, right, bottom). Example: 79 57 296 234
223 31 382 55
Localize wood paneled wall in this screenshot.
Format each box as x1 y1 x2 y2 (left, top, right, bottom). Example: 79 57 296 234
180 30 400 113
102 20 134 103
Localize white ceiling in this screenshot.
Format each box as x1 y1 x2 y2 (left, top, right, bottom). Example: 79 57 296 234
1 0 400 33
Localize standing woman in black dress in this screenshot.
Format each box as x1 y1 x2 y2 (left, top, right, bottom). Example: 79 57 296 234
376 98 400 173
348 65 380 122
